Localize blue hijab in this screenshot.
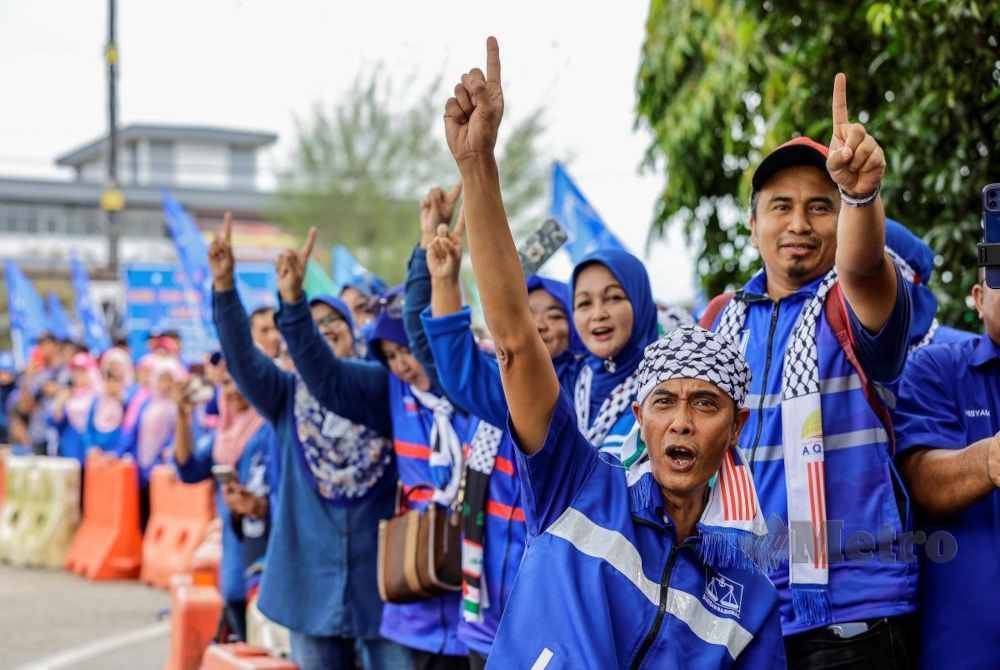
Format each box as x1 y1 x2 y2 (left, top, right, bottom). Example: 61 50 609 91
883 218 938 348
569 249 658 422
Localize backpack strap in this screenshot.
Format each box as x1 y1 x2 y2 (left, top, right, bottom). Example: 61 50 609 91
698 292 735 329
823 283 897 455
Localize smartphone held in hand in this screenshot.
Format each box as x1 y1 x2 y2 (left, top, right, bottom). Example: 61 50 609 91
980 183 1000 289
211 464 236 487
184 377 215 404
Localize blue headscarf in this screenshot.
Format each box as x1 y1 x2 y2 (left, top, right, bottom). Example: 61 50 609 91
308 294 356 334
569 249 658 421
883 218 938 348
526 275 585 354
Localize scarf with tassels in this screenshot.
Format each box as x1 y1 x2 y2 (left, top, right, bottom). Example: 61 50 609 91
717 269 838 626
621 425 775 573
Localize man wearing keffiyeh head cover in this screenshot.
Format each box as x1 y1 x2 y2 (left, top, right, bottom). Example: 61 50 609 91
494 327 785 669
448 38 784 668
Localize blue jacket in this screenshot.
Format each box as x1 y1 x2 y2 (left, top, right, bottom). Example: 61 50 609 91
704 268 917 634
892 335 1000 670
276 294 467 656
489 392 786 669
214 288 395 639
174 422 276 604
408 249 569 655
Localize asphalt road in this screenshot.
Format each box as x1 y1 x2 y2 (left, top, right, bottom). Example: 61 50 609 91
0 564 170 670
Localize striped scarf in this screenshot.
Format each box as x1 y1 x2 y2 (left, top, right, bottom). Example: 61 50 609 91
717 269 838 626
461 421 505 622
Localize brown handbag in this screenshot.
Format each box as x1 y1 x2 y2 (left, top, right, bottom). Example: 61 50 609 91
377 482 463 604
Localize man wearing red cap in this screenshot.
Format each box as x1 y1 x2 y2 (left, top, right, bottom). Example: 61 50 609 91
700 75 917 668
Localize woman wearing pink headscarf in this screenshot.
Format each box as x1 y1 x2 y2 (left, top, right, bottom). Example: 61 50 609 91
49 352 99 463
84 348 133 453
174 355 275 642
118 356 187 528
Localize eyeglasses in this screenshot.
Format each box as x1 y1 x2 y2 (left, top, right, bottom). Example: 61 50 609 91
374 293 405 319
315 313 350 332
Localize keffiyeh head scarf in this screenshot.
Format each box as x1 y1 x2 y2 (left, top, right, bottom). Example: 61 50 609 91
624 326 773 572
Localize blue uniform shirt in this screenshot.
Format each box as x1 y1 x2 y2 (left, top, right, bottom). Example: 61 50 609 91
489 392 786 669
892 334 1000 670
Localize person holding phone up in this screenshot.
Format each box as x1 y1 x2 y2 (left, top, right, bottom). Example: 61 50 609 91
172 355 276 643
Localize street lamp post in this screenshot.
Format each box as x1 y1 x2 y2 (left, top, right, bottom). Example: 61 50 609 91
103 0 123 274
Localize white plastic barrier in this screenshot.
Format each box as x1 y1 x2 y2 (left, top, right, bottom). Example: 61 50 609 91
247 593 292 659
0 456 81 568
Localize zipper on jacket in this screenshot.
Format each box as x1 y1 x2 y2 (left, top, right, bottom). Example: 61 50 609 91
749 301 781 473
629 544 681 670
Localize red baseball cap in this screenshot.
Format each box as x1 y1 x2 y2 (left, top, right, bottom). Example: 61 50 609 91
751 136 830 194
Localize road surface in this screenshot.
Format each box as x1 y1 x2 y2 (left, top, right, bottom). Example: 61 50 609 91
0 564 170 670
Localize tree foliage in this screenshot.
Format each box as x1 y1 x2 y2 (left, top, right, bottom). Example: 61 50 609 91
636 0 1000 327
275 67 547 284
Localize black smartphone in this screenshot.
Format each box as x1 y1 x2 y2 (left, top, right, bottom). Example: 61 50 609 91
517 219 569 276
981 184 1000 289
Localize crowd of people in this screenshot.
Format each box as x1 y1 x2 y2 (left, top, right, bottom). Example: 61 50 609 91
4 37 999 670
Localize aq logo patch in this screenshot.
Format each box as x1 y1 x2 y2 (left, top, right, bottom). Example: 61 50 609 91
703 570 744 618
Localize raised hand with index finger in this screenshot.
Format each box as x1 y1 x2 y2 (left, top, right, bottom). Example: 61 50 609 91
826 73 885 199
276 227 317 305
209 212 237 290
444 37 504 166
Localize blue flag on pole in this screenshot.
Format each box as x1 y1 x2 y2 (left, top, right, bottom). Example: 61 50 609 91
70 255 112 353
4 261 49 368
45 292 72 341
160 190 215 338
332 245 386 296
549 162 627 262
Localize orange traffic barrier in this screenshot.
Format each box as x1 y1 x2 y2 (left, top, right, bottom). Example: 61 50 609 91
142 465 216 589
164 573 225 670
191 518 223 588
200 643 298 670
65 450 142 580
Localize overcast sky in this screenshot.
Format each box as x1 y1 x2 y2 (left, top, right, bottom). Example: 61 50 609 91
0 0 695 303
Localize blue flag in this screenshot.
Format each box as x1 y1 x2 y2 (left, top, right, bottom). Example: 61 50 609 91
332 245 386 296
45 292 73 341
70 255 112 353
549 162 627 262
4 261 49 367
160 190 215 340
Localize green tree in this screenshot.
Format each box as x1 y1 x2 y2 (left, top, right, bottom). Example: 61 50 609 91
274 67 548 284
636 0 1000 327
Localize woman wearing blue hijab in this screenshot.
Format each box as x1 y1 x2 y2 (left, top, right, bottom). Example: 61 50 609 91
568 247 659 459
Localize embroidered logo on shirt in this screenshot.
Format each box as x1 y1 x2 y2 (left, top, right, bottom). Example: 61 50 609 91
703 572 744 617
403 397 418 414
965 408 991 418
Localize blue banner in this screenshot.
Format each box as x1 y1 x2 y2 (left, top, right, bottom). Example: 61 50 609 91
123 262 276 363
70 255 112 353
45 292 73 341
549 162 627 262
332 245 386 296
160 190 214 342
4 261 49 368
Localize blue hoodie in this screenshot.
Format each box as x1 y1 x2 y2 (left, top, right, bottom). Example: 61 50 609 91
569 248 659 455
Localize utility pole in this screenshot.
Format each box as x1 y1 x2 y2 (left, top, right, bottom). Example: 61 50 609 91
102 0 124 274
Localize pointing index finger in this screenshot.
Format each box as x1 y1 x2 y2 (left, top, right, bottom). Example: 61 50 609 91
486 36 501 85
300 227 317 263
221 212 233 244
832 72 849 127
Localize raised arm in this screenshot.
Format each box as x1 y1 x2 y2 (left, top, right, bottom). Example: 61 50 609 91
444 37 559 454
827 73 899 333
273 233 393 436
403 183 462 394
210 214 289 424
